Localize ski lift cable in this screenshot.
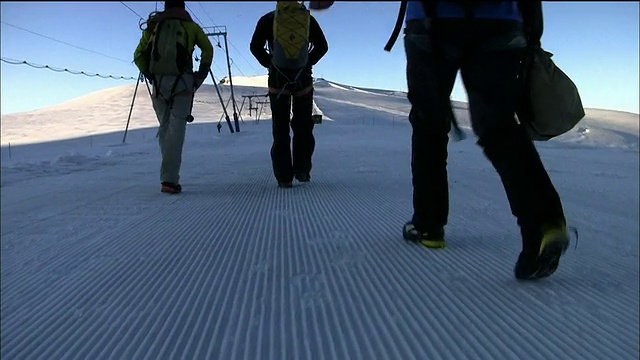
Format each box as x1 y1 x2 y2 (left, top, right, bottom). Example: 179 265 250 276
196 2 261 75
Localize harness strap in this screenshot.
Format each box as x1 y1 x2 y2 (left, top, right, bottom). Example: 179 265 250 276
269 84 313 97
270 63 309 98
155 75 188 137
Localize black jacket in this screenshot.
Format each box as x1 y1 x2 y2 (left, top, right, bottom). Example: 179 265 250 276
419 1 543 47
250 11 328 69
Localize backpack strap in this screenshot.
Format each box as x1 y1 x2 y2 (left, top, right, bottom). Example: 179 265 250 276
384 0 408 52
517 1 543 47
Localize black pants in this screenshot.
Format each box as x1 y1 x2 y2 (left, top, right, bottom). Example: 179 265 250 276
404 19 565 244
269 89 315 182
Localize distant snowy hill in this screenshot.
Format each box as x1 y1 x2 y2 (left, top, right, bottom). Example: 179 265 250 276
1 75 638 149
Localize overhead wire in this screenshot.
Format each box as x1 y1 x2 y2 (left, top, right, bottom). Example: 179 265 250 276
197 2 260 75
1 4 245 85
186 2 249 76
119 1 144 20
182 4 228 77
185 4 205 28
214 41 246 77
1 57 138 80
1 21 133 65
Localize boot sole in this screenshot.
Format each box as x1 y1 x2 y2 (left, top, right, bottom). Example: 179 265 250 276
420 240 446 249
161 188 181 194
403 227 446 249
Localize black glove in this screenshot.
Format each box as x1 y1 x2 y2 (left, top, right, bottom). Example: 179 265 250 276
260 56 271 69
143 72 155 84
194 70 208 90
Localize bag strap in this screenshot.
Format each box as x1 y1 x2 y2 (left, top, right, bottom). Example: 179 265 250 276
384 0 408 52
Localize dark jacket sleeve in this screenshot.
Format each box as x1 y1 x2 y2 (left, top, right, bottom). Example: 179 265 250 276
250 13 273 68
518 1 543 48
307 15 328 66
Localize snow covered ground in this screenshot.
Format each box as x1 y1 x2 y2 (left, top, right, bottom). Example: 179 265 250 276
1 77 639 359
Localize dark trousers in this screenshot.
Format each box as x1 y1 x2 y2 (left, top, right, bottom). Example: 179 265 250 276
269 90 316 182
404 19 565 245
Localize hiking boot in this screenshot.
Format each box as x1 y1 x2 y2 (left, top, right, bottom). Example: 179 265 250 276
515 223 571 280
278 181 293 188
295 172 311 182
402 221 446 249
161 182 182 194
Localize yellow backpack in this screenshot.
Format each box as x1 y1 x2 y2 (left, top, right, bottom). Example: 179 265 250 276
271 1 310 71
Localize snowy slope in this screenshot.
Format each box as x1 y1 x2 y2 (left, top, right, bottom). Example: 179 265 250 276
1 77 638 359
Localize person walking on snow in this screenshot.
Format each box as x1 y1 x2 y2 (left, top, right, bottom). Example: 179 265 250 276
250 1 328 188
395 1 571 280
133 0 213 194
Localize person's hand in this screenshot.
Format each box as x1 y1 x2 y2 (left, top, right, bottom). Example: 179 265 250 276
194 71 207 90
142 72 154 84
260 56 272 69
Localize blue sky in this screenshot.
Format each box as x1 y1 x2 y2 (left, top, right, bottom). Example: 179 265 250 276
1 1 638 115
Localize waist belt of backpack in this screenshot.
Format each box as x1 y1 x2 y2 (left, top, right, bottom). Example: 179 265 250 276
270 64 311 98
154 76 177 98
154 75 193 103
269 85 312 97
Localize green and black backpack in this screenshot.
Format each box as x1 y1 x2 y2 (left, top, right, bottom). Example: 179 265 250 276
148 18 191 76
